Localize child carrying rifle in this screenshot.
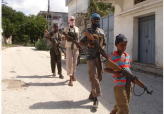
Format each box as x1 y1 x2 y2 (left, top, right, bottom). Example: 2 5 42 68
104 34 134 114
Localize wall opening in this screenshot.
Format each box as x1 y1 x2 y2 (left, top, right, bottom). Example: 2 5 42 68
134 0 146 4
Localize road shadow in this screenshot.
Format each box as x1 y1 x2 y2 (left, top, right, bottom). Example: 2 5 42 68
30 47 49 51
17 75 55 79
29 99 92 110
24 80 69 87
61 59 115 112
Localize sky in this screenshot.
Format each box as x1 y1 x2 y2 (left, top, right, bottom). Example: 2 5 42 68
3 0 68 16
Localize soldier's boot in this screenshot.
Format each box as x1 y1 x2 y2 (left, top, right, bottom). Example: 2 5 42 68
93 97 98 109
68 76 73 86
89 92 94 101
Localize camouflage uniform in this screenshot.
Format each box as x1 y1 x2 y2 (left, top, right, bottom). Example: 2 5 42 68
49 31 62 75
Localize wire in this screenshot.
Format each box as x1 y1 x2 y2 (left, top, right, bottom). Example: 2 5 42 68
133 83 145 96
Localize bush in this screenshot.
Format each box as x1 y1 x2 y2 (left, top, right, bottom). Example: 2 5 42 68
22 35 30 46
35 39 49 50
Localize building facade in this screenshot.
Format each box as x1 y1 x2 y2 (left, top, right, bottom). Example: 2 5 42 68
66 0 115 57
38 11 68 30
96 0 163 67
65 0 91 34
65 0 89 18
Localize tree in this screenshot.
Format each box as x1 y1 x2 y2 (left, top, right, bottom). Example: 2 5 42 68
2 5 48 45
25 15 47 43
2 6 16 38
87 0 114 18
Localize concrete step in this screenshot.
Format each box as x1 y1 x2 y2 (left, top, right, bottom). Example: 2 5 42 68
131 62 163 76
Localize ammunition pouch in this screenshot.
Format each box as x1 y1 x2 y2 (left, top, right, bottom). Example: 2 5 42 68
87 34 103 48
68 32 78 49
67 32 78 42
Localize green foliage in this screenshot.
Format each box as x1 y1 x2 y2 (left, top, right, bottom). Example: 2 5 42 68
26 15 47 43
22 35 30 46
86 0 114 18
2 5 48 45
2 44 15 47
35 39 49 50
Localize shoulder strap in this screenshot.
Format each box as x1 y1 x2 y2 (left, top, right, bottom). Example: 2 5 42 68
69 27 75 33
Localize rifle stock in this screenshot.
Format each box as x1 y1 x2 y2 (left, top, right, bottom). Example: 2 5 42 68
105 59 153 95
84 30 108 59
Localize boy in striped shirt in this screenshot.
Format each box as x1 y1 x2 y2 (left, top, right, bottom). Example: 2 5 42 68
104 34 133 114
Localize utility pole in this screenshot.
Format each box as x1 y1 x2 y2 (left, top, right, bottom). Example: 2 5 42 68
48 0 50 31
1 0 8 6
46 0 50 49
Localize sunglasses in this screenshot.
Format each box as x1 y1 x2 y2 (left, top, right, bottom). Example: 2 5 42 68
70 19 75 21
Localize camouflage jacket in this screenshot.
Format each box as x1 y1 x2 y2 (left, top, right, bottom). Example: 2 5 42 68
80 27 106 61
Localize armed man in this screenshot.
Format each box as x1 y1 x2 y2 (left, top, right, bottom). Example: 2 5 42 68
61 16 80 86
79 13 107 109
44 24 64 79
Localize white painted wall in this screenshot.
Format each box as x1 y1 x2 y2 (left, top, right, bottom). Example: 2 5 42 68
113 0 163 67
52 18 68 29
67 0 90 17
50 13 68 30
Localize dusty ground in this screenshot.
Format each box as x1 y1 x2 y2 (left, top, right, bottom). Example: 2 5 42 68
2 46 163 114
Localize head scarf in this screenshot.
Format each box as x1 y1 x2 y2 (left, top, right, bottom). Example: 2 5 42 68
90 13 101 28
115 34 128 45
69 16 75 27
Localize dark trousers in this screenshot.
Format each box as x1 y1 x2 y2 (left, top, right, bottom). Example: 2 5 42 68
50 48 62 74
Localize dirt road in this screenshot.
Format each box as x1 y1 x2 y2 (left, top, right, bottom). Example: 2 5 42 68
2 46 163 114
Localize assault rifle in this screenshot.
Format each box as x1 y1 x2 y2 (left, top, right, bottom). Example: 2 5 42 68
105 60 153 96
85 30 153 96
44 30 66 56
84 30 108 59
62 31 82 49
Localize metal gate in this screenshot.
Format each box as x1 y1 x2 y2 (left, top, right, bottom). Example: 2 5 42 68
100 14 114 57
138 15 155 64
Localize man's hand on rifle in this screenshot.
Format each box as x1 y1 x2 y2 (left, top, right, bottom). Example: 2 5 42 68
88 40 94 45
76 43 80 48
66 35 71 41
44 30 52 40
100 51 107 58
114 72 124 78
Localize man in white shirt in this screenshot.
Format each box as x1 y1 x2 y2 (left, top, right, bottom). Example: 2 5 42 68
61 16 80 86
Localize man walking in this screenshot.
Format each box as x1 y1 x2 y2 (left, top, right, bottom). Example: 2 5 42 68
61 16 80 86
44 24 64 79
80 13 106 108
